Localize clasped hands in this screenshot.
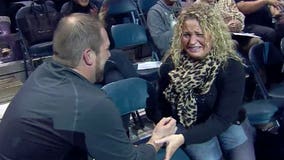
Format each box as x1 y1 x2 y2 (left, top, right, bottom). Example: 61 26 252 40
147 117 185 160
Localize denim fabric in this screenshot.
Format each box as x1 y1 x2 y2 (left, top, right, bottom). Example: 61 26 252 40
218 124 247 150
177 120 254 160
184 136 223 160
244 24 276 43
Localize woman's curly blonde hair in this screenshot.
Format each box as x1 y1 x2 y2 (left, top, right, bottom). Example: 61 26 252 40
166 3 241 67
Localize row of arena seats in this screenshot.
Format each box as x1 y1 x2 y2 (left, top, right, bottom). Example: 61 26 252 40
1 0 161 76
2 0 284 127
242 42 284 133
2 0 284 129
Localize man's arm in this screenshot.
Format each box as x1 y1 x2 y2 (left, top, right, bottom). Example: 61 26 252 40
82 98 176 160
147 117 177 151
236 0 280 14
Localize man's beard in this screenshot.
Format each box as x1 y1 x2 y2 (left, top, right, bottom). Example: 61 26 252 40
95 67 104 82
95 57 105 82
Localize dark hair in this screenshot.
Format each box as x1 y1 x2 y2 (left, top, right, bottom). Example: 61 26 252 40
33 0 46 5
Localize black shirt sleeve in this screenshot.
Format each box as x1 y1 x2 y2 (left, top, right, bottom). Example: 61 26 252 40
80 97 156 160
150 58 176 123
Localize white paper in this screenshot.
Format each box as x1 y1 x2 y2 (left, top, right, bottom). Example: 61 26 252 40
232 32 261 38
137 61 162 70
0 102 9 119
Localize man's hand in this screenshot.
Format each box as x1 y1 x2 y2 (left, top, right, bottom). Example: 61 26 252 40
147 117 177 151
266 0 281 7
155 134 185 160
227 19 243 32
152 117 177 139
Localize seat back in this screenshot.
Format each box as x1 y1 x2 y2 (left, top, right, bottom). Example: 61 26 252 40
60 2 70 15
280 37 284 56
243 99 279 125
102 77 149 115
111 23 160 81
111 23 148 49
111 22 160 60
102 77 151 137
108 0 137 15
138 0 158 14
102 77 190 160
107 0 138 24
248 42 284 99
135 0 158 26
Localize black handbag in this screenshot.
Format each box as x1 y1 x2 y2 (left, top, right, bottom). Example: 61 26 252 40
19 2 61 45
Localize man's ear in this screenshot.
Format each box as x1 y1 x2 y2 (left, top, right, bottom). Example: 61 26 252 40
82 48 96 66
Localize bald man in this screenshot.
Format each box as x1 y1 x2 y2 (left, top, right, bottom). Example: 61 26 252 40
0 13 176 160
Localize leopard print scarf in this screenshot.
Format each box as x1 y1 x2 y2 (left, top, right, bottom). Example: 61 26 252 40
163 54 220 128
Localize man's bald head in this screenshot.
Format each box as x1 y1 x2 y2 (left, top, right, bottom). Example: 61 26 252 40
53 13 104 67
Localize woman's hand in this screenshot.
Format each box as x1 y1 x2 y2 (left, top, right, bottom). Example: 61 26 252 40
155 134 185 160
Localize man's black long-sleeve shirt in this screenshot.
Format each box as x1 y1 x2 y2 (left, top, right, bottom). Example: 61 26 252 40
0 61 156 160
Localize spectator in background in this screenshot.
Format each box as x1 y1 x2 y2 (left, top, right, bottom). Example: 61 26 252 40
0 13 177 160
60 0 104 20
235 0 281 43
267 0 284 45
149 3 256 160
147 0 182 58
196 0 263 54
49 0 69 11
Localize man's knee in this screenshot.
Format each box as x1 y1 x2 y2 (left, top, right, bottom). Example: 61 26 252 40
264 28 276 42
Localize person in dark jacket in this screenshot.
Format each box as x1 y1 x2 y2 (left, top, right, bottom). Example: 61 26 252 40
151 3 256 160
235 0 280 43
0 13 177 160
61 0 107 23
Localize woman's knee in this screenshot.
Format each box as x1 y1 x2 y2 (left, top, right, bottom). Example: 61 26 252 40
184 137 223 160
221 121 256 160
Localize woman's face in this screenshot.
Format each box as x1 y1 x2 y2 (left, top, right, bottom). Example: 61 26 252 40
74 0 89 7
181 19 212 60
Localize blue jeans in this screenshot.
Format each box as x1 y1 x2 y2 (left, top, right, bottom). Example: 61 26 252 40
178 119 255 160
